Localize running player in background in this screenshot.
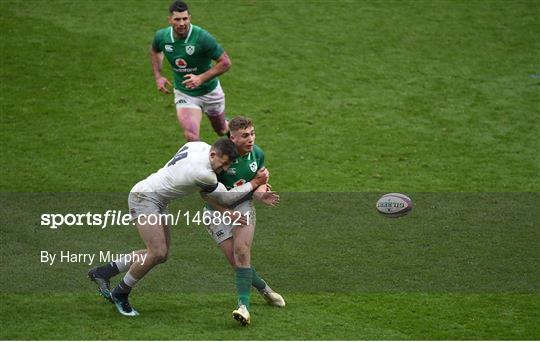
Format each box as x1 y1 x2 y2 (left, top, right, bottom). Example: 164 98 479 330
150 0 232 142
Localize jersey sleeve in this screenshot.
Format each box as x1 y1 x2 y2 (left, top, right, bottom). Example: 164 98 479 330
199 29 225 60
152 29 165 52
254 145 265 169
194 170 218 193
205 182 253 206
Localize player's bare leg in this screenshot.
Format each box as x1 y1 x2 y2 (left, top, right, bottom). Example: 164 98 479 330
207 111 229 136
177 107 203 141
110 219 171 316
232 223 254 267
218 238 235 267
128 221 171 279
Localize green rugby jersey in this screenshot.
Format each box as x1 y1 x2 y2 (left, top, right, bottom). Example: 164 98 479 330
205 145 265 209
152 25 225 96
219 144 265 189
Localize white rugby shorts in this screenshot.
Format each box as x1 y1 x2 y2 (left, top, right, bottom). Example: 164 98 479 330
203 200 256 244
128 182 170 225
174 83 225 117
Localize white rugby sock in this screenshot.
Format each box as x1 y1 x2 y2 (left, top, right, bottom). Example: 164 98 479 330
123 271 139 288
114 253 135 272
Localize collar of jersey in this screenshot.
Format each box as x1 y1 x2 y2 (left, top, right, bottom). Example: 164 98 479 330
235 151 252 163
169 24 193 43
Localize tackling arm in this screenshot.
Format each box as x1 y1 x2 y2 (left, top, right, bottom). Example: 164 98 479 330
203 182 253 206
201 167 268 206
200 185 250 226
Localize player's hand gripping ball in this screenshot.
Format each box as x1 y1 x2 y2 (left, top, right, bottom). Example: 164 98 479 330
376 193 413 218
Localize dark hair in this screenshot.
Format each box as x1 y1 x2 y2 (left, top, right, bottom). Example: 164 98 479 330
212 138 238 162
169 0 188 13
229 116 253 133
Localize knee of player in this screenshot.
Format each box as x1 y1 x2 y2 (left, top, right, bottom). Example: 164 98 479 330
148 249 169 264
234 245 250 260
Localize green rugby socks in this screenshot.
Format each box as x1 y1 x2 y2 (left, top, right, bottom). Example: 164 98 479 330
235 267 252 309
251 267 267 290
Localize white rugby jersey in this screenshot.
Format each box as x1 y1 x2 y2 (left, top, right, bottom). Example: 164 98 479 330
131 142 218 203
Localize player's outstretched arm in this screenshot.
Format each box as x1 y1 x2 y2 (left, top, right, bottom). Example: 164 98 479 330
199 168 268 207
203 182 254 206
200 190 248 226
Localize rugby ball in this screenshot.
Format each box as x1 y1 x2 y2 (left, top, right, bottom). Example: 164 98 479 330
376 193 413 218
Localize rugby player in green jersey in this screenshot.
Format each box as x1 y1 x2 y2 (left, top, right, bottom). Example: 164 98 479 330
150 1 231 142
202 117 285 326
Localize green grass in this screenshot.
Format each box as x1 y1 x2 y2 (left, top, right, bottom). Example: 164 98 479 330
1 293 538 340
1 0 539 340
1 193 538 339
1 0 538 192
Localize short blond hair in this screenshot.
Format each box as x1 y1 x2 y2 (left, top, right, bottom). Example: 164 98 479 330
229 116 253 133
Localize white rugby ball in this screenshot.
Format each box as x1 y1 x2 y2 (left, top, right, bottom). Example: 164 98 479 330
376 193 413 218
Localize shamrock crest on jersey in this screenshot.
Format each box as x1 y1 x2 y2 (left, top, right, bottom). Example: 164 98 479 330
218 145 265 190
152 24 225 96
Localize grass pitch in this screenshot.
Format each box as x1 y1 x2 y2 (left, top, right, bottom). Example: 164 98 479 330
1 0 539 340
1 0 538 192
1 293 538 340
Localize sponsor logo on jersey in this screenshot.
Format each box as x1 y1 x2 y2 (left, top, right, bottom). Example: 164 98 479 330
165 44 173 52
234 179 246 187
249 162 257 172
175 58 188 68
227 168 236 175
185 45 195 55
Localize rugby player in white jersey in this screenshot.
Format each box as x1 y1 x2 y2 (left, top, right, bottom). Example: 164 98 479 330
88 138 274 316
